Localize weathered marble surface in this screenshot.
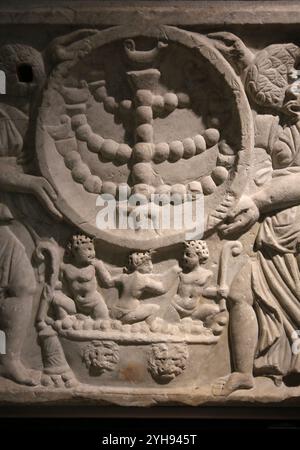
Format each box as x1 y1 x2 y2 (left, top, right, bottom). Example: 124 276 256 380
1 1 300 407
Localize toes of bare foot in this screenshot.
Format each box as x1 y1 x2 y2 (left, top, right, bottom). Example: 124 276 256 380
41 374 53 387
28 369 42 386
0 361 41 386
51 375 65 388
211 375 230 396
41 371 77 388
212 373 254 397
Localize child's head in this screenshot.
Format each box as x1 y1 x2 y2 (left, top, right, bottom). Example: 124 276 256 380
67 234 95 265
183 240 209 269
127 250 153 274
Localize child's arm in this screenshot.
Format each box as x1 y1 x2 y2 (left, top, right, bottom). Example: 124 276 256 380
144 277 166 296
54 263 65 291
54 264 73 300
93 259 121 288
201 270 218 298
202 286 218 298
150 264 181 292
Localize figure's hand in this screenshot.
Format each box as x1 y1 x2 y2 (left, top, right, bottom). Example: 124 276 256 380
219 195 260 236
218 285 229 299
17 151 33 166
27 176 62 220
46 29 98 66
208 31 245 52
207 31 254 73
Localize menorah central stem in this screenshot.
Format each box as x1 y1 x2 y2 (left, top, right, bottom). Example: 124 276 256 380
127 69 162 189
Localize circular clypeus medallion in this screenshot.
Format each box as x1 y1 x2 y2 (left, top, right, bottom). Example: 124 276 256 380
36 25 253 249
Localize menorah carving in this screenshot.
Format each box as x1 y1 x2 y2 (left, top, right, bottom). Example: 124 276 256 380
46 39 231 206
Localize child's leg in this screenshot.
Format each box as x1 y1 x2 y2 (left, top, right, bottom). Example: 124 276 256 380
91 293 109 319
122 303 159 324
192 303 220 321
53 291 77 318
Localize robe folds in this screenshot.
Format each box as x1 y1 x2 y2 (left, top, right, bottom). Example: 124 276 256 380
252 146 300 375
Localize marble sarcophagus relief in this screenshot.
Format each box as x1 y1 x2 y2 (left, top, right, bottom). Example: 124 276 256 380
2 7 300 406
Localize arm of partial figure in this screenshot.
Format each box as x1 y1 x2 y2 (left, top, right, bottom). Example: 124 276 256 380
0 161 62 219
253 172 300 213
220 113 300 236
221 172 300 236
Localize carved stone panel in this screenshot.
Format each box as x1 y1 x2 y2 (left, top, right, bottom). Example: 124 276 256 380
1 1 300 408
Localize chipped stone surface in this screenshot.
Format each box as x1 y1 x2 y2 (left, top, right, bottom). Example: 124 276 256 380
1 1 300 408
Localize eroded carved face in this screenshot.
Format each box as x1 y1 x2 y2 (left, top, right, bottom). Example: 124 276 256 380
136 258 153 274
182 249 199 270
72 242 95 266
128 251 153 273
182 240 209 270
82 341 119 374
148 343 189 383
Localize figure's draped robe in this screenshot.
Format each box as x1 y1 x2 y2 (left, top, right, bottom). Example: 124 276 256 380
253 116 300 376
0 106 34 295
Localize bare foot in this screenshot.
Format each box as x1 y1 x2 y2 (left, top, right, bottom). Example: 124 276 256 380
0 359 41 386
212 372 254 396
41 370 78 388
205 311 228 335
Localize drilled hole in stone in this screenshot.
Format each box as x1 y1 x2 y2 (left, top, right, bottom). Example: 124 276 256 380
17 64 33 83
